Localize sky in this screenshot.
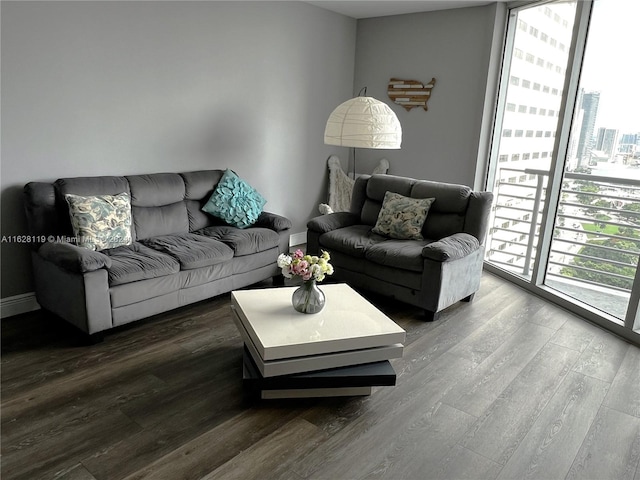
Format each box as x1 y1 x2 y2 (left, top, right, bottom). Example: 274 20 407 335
580 0 640 133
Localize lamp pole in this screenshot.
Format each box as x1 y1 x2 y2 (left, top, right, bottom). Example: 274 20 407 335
352 147 357 179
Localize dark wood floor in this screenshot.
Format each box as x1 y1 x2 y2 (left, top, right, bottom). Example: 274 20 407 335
2 272 640 480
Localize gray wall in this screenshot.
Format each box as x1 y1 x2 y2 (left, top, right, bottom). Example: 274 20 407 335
353 4 500 186
1 1 503 304
1 1 356 299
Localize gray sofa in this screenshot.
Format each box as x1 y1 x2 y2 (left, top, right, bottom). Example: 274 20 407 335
307 174 493 320
23 170 291 341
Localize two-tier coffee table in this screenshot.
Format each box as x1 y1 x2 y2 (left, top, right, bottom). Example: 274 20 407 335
230 283 406 399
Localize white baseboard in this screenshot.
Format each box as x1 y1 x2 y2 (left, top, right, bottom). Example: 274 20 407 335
1 292 41 318
289 232 307 248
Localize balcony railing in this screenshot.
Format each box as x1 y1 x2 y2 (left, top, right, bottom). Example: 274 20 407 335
486 166 640 319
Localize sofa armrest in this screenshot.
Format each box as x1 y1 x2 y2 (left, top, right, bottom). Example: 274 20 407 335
422 233 480 262
307 212 360 234
253 211 292 232
38 242 112 273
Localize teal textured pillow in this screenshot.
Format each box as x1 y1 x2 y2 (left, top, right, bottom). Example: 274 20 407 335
372 191 435 240
65 192 133 251
202 169 266 228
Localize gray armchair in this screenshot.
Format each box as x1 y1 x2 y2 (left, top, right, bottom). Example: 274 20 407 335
307 174 493 320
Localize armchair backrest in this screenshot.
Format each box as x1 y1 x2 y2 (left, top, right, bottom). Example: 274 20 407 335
351 174 493 243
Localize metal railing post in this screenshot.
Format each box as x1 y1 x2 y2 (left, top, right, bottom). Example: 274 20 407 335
523 174 546 276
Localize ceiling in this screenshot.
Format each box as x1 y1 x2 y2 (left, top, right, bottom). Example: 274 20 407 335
304 0 498 19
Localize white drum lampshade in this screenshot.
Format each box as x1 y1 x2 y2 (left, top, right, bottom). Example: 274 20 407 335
324 96 402 149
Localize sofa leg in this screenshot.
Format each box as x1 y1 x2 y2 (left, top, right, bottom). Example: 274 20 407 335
462 293 475 302
425 310 439 322
85 332 104 345
272 274 285 286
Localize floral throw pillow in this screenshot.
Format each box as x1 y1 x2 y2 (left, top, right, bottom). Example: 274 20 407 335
65 192 133 251
372 191 435 240
202 169 266 228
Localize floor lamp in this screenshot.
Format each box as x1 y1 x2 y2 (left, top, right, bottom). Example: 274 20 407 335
324 89 402 179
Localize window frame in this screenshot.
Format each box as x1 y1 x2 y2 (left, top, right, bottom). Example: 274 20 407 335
482 0 640 345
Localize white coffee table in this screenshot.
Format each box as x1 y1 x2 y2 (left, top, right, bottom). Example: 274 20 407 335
230 283 405 398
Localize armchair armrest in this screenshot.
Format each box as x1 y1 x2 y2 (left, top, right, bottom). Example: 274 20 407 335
307 212 361 234
38 242 112 273
253 211 292 232
422 233 480 262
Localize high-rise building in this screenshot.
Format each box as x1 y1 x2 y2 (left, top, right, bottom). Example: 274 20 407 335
619 132 639 155
486 2 575 270
575 90 600 167
595 127 619 158
566 89 583 165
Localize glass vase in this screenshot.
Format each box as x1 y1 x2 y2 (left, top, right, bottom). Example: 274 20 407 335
292 280 325 314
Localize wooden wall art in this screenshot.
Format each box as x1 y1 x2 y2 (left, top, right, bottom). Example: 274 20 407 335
387 77 436 111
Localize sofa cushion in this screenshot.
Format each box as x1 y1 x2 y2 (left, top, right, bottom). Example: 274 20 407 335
64 192 133 251
372 191 434 240
103 243 180 286
141 233 234 270
319 225 385 258
55 176 131 200
131 202 189 241
128 173 186 207
412 180 471 240
365 239 431 272
182 170 224 201
202 169 266 228
367 174 414 201
329 249 423 290
127 173 189 240
197 226 279 256
422 212 467 241
360 174 415 226
411 180 471 212
182 170 226 232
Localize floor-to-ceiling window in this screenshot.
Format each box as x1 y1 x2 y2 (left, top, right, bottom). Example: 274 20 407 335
485 0 640 344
